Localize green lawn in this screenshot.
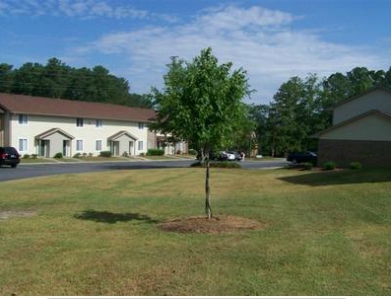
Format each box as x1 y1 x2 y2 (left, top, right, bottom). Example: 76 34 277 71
1 167 391 295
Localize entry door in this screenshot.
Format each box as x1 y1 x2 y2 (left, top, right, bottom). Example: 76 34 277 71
39 140 49 157
63 140 70 157
112 141 120 156
129 141 134 156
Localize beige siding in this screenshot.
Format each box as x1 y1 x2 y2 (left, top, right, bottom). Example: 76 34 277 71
111 135 135 156
320 113 391 141
334 89 391 125
10 114 149 156
45 132 72 157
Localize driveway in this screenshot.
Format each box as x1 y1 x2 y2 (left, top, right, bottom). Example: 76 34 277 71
0 159 289 182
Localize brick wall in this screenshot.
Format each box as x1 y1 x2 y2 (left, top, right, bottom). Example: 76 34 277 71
318 139 391 168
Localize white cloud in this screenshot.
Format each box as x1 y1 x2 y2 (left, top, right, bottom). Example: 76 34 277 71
0 0 163 20
72 5 387 104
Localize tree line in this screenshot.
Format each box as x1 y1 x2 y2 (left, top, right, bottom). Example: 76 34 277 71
1 57 390 157
0 58 153 108
246 66 391 157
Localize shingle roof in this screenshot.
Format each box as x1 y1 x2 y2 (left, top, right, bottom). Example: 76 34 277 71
0 93 156 122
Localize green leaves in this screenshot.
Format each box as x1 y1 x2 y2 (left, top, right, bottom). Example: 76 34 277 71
151 47 251 154
0 58 153 108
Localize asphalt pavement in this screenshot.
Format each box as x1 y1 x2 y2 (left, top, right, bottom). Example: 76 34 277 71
0 159 289 183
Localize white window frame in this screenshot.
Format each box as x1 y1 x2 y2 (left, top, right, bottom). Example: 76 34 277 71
138 140 144 151
18 138 28 152
76 139 84 151
96 119 103 128
95 139 102 152
18 114 28 125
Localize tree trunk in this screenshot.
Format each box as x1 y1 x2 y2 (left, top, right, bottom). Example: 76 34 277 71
205 159 212 219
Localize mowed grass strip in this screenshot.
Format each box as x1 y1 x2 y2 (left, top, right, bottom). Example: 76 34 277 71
1 168 391 295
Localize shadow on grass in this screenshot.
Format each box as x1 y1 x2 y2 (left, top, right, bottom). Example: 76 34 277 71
74 210 158 224
279 168 391 187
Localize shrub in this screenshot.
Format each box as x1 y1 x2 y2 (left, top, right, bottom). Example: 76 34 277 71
176 150 182 155
54 152 63 159
147 149 164 156
88 153 94 157
31 154 38 159
302 162 313 170
323 161 337 170
349 162 362 170
73 152 81 158
22 154 30 159
188 149 197 156
82 152 87 157
100 151 112 157
122 151 129 157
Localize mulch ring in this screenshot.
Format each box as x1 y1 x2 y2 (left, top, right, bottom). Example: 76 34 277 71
157 214 268 234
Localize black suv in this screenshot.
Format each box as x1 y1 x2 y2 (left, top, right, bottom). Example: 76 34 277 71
0 146 21 168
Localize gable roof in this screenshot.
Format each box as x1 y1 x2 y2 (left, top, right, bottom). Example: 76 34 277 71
35 128 75 140
312 109 391 138
0 93 155 122
108 130 138 141
333 86 391 109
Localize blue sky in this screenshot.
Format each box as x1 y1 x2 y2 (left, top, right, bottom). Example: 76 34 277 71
0 0 390 104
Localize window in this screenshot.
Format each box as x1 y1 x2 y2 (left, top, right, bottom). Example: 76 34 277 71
138 122 144 129
18 138 28 151
138 141 144 151
76 140 84 151
18 114 28 125
76 118 84 127
95 140 102 151
96 119 103 127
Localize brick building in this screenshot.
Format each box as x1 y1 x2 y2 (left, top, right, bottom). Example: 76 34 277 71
314 87 391 168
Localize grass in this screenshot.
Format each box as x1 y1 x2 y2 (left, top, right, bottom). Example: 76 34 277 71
1 167 391 295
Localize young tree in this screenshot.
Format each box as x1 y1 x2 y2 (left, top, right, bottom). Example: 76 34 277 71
150 48 251 219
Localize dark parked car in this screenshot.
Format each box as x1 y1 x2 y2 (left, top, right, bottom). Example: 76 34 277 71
0 146 21 168
287 151 317 164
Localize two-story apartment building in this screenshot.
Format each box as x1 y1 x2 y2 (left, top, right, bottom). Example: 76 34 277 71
314 87 391 167
0 93 157 158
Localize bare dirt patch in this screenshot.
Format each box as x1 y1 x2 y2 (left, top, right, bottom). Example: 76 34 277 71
158 214 267 234
0 210 37 220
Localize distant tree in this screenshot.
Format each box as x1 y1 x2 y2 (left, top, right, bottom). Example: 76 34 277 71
383 67 391 88
150 48 251 219
0 58 152 108
12 62 45 96
0 63 14 93
41 58 71 98
267 74 325 155
272 76 306 155
127 93 154 108
230 103 257 155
